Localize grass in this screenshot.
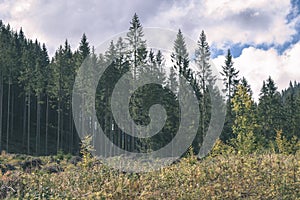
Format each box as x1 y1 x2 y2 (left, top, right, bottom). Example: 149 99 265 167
0 151 299 199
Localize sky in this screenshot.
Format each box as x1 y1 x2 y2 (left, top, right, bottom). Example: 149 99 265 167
0 0 300 100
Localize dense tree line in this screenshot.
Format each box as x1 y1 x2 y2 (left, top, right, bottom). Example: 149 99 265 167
0 14 299 156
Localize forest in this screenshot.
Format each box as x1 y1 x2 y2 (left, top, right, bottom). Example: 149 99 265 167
0 14 299 156
0 13 299 199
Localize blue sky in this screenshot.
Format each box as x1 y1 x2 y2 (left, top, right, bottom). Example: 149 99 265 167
0 0 299 100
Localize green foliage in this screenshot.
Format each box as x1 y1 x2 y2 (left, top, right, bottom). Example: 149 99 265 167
0 153 299 199
231 85 257 155
258 77 284 140
210 139 235 157
220 49 239 101
79 135 95 169
275 129 300 155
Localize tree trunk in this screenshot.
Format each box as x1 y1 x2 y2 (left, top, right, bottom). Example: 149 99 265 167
0 71 3 152
6 76 11 152
202 73 206 144
69 100 73 153
60 109 64 151
45 95 49 155
57 100 61 153
10 88 14 151
36 94 41 155
27 91 31 154
22 95 27 151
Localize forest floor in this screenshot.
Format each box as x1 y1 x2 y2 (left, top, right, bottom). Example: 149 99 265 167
0 151 299 199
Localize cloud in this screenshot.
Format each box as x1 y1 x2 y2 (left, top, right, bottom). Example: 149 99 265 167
0 0 299 100
0 0 169 55
213 42 300 101
1 0 299 56
147 0 299 50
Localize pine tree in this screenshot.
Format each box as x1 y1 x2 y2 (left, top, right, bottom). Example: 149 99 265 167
219 49 239 142
61 40 75 153
19 39 37 154
220 49 239 103
231 84 257 154
43 45 52 155
32 41 47 155
126 13 148 151
258 76 283 141
79 33 90 60
171 29 190 80
73 34 92 153
167 67 178 93
156 50 167 86
126 13 147 82
194 30 215 150
282 81 298 139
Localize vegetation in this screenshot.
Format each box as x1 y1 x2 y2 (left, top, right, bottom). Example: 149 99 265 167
1 14 300 155
0 149 299 199
0 13 300 198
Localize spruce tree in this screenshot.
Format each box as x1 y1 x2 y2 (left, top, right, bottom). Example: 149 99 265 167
258 76 283 141
126 13 148 151
171 29 190 80
241 76 253 97
219 49 239 142
126 13 147 81
194 30 215 150
231 84 257 154
220 49 239 103
282 81 298 139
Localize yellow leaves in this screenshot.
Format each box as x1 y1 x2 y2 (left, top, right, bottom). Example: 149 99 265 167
231 85 257 155
210 139 235 157
0 153 299 199
276 129 300 155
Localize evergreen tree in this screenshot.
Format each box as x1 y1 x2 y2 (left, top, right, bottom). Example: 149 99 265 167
241 76 253 97
19 40 37 154
258 76 283 141
194 30 215 151
231 85 257 154
282 81 299 139
79 33 90 60
220 49 239 142
126 13 148 151
0 23 9 151
126 13 147 81
32 41 48 155
171 29 190 80
220 49 239 103
167 67 178 93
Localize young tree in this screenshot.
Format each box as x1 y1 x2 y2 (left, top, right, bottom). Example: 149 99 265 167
231 85 257 154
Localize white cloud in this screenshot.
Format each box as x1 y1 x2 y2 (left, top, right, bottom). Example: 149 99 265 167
1 0 299 99
213 42 300 101
147 0 299 49
0 0 168 55
1 0 299 56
